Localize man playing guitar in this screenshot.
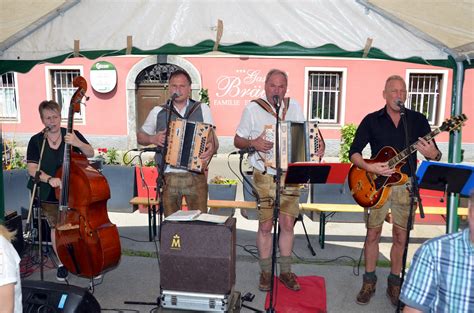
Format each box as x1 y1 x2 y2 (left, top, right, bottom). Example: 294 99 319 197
349 75 441 307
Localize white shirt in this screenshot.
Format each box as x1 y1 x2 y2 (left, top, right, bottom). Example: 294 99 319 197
235 96 305 175
140 99 215 173
0 236 22 313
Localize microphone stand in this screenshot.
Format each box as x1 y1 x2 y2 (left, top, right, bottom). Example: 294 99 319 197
396 105 423 313
156 96 175 241
25 130 49 281
267 99 281 313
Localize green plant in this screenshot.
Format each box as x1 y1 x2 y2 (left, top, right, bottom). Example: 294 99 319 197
3 140 26 169
209 175 238 185
199 88 210 105
9 150 27 169
98 148 120 165
144 159 156 167
339 123 357 163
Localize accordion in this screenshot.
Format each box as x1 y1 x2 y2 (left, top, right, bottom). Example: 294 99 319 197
166 118 213 173
263 121 320 170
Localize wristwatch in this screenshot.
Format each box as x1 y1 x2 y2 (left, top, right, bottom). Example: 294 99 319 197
47 176 53 184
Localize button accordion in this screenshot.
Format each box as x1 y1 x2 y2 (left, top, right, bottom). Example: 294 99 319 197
263 121 320 170
166 118 214 173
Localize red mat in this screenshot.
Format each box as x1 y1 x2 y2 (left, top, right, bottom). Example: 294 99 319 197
265 275 327 313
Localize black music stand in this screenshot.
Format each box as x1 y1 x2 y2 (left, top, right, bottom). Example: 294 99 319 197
418 162 473 197
417 161 474 232
285 163 331 255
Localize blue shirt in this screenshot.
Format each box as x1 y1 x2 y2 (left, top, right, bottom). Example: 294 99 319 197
400 228 474 312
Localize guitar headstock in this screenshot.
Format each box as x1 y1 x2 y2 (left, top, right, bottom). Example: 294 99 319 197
439 114 468 132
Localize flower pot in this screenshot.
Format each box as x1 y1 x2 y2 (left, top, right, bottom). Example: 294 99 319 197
101 165 135 212
208 183 237 217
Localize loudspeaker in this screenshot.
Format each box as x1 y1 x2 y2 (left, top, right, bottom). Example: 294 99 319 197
22 280 101 313
4 210 24 255
160 218 236 294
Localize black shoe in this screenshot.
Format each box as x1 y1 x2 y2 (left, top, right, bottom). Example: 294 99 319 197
56 265 69 282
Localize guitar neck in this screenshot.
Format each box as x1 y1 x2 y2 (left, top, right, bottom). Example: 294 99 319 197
388 128 441 168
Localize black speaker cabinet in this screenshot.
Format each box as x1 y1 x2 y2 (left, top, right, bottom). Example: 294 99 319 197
22 280 101 313
4 211 24 255
160 218 236 294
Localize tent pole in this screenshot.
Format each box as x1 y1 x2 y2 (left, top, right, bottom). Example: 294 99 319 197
446 61 464 233
0 141 4 222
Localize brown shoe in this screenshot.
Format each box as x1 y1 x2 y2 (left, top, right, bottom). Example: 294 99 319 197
387 276 401 306
279 272 301 291
356 275 377 305
259 271 271 291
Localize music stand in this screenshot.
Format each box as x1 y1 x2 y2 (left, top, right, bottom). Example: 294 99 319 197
417 161 474 232
285 163 351 251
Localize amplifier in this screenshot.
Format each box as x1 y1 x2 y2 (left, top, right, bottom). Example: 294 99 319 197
264 121 320 170
22 280 101 313
160 218 236 294
166 118 213 172
4 211 24 255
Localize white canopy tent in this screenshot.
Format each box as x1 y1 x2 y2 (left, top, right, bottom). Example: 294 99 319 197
1 0 473 230
0 0 472 69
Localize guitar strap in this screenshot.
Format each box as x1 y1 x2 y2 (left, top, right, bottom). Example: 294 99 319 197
252 97 290 121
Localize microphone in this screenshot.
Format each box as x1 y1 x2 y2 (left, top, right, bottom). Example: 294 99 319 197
42 126 50 133
395 99 404 108
170 92 181 101
272 95 280 107
230 147 257 155
396 99 405 115
131 147 159 152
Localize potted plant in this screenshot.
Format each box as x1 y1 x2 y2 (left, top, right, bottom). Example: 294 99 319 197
208 175 238 217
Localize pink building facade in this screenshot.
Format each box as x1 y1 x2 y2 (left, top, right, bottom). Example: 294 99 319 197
2 55 473 160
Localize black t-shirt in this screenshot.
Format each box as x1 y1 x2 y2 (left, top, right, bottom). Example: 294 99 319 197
26 127 89 201
349 106 435 177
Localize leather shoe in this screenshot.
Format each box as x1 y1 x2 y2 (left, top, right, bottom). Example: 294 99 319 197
259 271 271 291
356 275 377 305
279 272 300 291
387 277 401 306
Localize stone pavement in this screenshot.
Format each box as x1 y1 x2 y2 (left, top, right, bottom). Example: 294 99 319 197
23 209 445 312
21 154 448 312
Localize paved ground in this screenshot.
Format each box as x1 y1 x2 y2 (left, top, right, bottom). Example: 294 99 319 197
21 154 449 312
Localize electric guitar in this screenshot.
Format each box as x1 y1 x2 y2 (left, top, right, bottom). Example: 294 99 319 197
348 114 467 209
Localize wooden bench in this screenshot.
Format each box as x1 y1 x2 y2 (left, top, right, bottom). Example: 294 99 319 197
300 203 469 249
129 197 257 241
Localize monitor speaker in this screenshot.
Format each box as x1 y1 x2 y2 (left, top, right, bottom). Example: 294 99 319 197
160 217 236 294
4 210 24 255
22 280 101 313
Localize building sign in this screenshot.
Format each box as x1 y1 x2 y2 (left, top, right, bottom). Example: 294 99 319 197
214 69 266 106
90 61 117 93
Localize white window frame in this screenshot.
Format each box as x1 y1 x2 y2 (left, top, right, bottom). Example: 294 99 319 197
405 69 448 126
0 72 20 123
45 66 85 125
304 67 347 127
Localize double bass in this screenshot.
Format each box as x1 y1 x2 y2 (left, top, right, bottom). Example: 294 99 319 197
55 76 121 278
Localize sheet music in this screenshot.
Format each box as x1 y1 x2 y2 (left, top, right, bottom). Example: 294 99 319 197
165 210 201 221
165 210 229 224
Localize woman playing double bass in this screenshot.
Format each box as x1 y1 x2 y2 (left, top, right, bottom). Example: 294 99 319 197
27 100 94 281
